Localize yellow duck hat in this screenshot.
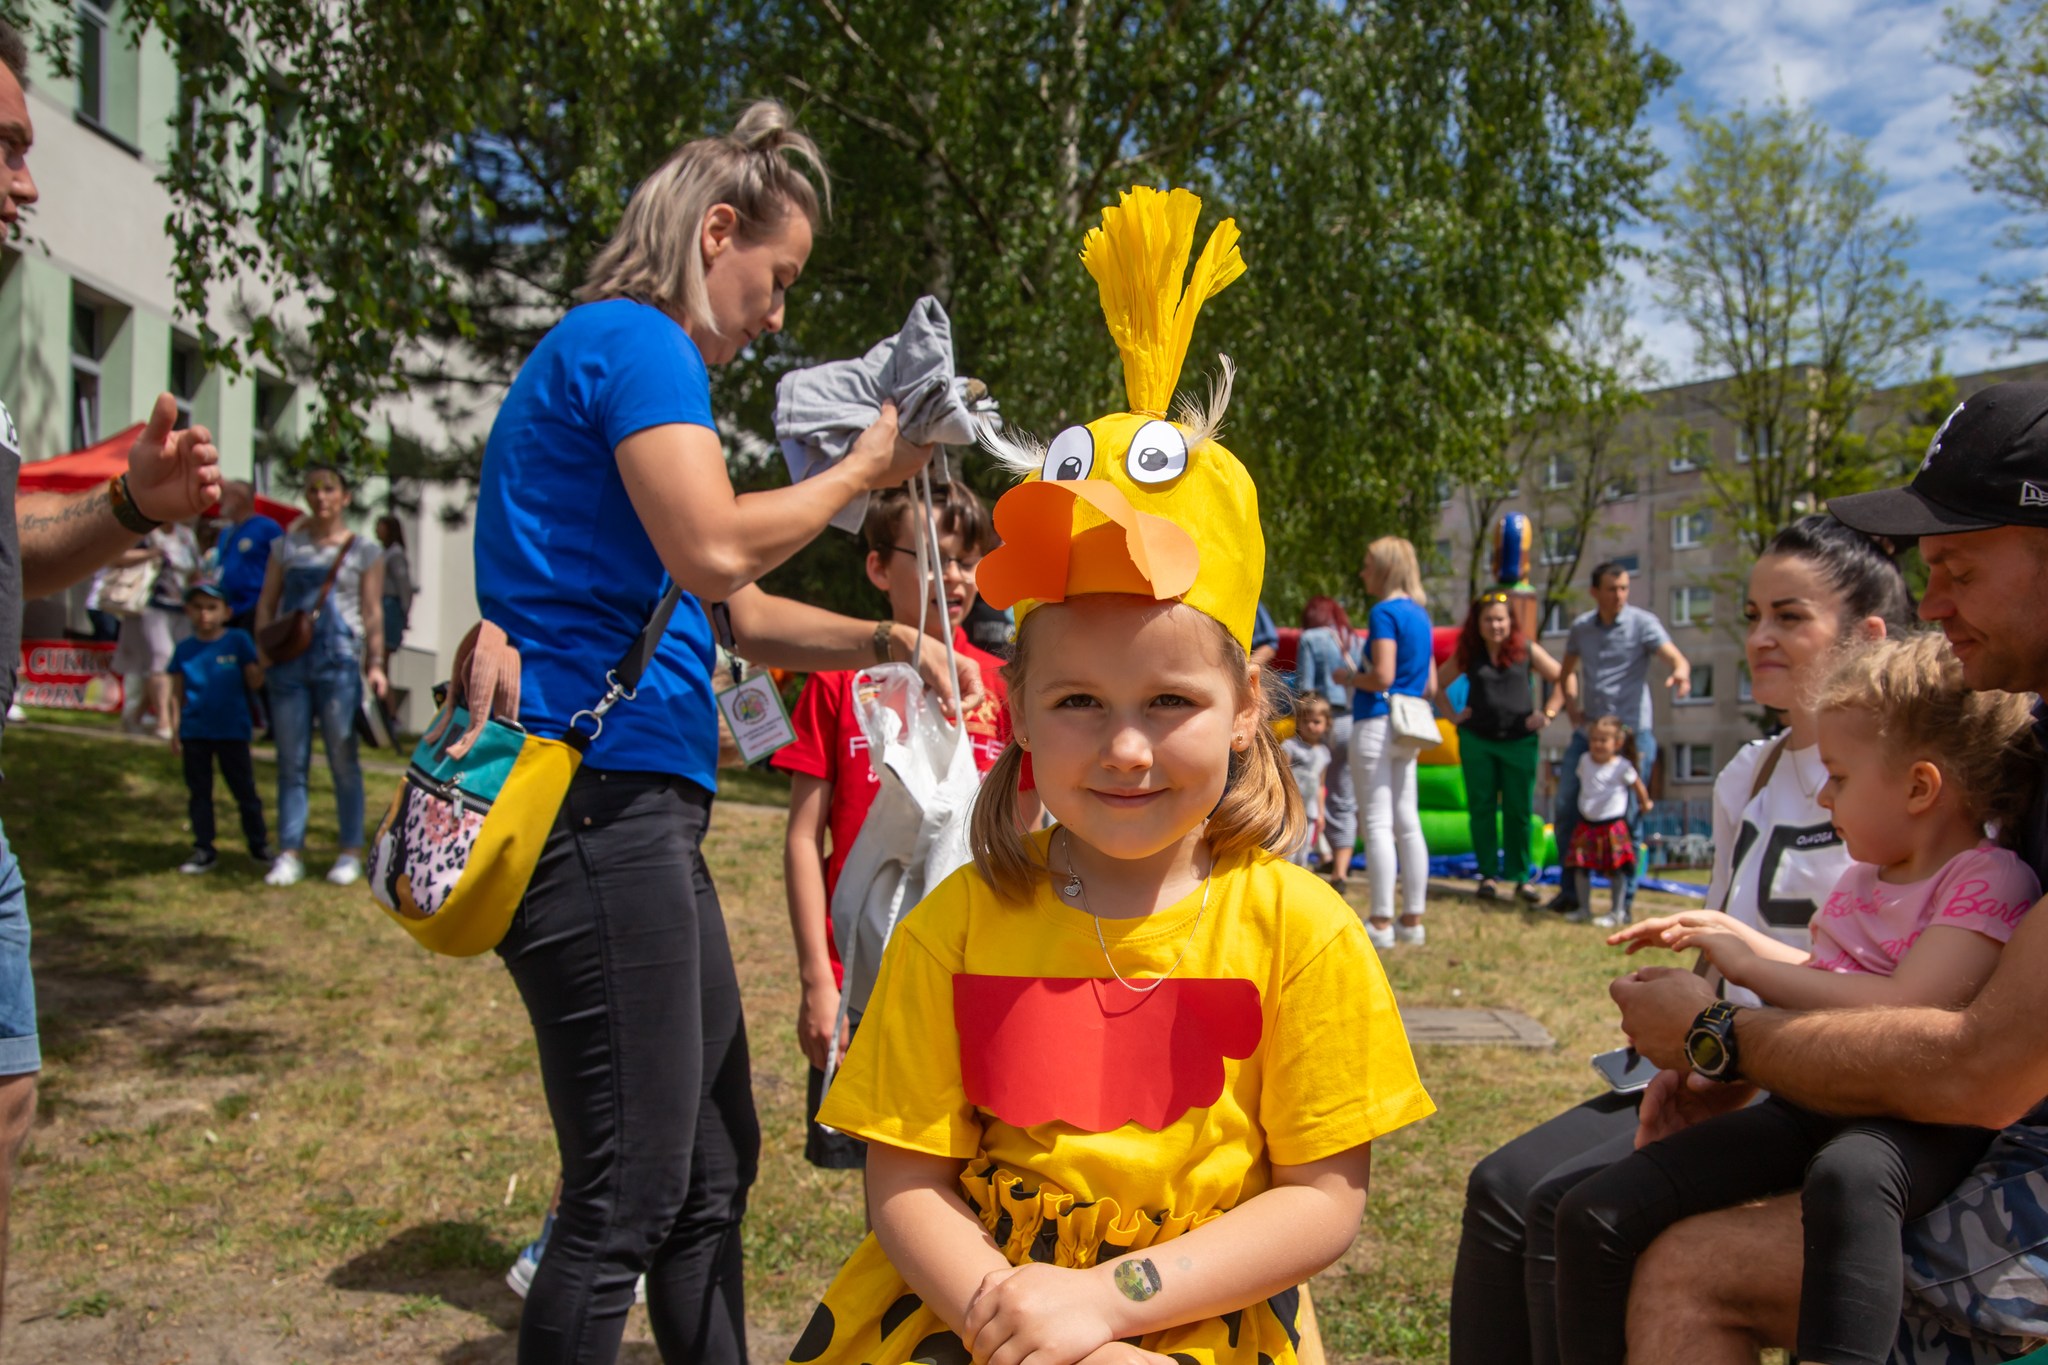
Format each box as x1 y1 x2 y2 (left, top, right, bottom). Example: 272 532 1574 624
976 186 1264 648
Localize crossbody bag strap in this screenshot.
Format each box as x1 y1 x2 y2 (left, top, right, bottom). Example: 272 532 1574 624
310 533 356 617
567 581 686 745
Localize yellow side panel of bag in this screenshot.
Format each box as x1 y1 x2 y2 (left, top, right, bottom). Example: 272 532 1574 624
384 735 583 958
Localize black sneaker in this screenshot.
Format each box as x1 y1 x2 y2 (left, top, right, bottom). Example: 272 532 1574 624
250 845 278 866
179 848 219 875
1544 890 1579 914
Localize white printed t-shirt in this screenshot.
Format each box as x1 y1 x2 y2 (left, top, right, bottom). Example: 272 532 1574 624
1575 754 1638 823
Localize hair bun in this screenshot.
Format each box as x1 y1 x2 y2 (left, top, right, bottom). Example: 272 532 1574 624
729 98 799 153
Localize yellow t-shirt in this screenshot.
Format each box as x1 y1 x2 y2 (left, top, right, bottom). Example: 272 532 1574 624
818 831 1435 1218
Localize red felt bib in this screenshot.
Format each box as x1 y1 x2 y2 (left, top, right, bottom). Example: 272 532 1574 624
952 974 1263 1133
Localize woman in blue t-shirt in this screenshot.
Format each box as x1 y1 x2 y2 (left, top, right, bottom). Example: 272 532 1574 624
464 101 967 1365
1335 536 1439 949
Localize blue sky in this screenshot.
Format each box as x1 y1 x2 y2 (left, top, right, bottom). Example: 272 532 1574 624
1618 0 2047 383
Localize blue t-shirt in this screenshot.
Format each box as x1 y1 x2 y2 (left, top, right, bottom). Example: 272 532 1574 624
474 300 721 785
169 628 258 741
218 516 283 616
1352 597 1433 721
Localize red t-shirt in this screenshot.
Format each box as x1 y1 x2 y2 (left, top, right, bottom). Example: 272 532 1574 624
774 629 1021 981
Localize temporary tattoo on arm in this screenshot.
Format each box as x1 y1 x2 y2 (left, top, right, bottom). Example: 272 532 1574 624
1112 1258 1162 1302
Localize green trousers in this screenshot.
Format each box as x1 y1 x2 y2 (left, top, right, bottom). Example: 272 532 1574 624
1461 729 1539 884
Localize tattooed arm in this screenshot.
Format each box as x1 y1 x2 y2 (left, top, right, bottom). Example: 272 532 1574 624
19 395 221 598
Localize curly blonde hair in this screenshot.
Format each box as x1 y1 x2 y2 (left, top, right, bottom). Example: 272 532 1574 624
969 606 1305 902
1814 632 2042 839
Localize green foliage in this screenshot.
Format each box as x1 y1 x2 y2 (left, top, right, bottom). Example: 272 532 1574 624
99 0 1666 610
1654 98 1951 556
1944 0 2048 341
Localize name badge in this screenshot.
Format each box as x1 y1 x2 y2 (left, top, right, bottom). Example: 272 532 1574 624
716 673 796 765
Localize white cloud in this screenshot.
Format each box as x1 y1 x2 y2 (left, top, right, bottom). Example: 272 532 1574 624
1620 0 2040 385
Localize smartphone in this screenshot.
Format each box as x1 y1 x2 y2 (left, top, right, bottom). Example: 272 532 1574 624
1591 1046 1659 1094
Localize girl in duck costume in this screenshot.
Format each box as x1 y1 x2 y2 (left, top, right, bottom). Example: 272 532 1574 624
789 187 1434 1365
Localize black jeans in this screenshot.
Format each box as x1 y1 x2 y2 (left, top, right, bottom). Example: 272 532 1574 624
1554 1096 1996 1365
181 738 268 856
498 769 759 1365
1449 1091 1640 1365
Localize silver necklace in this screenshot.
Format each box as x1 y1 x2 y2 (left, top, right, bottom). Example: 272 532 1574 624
1061 829 1213 995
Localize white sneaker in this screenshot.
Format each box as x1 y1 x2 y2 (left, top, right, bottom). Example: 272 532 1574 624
1365 919 1396 950
265 852 305 887
1395 922 1427 946
1593 909 1630 929
326 854 363 887
5 703 23 723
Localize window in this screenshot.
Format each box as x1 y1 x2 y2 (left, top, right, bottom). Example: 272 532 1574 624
70 300 106 450
1434 476 1453 505
1429 538 1454 575
1672 586 1712 626
1669 430 1708 474
76 1 111 126
1735 435 1756 465
1610 553 1640 574
1543 452 1576 490
1600 471 1638 502
170 337 204 430
1674 744 1715 783
1541 600 1569 635
1676 662 1713 705
1672 509 1711 549
254 375 295 494
1738 664 1753 703
1541 526 1579 565
260 92 301 204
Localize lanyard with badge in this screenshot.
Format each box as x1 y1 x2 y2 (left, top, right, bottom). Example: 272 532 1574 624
709 600 797 764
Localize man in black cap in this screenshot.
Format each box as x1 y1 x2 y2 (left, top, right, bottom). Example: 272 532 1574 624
1609 380 2048 1362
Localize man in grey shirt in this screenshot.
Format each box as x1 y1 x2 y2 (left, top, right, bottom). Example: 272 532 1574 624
0 23 222 1342
1549 562 1691 914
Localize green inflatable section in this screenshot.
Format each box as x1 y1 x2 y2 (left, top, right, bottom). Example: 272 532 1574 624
1415 757 1557 868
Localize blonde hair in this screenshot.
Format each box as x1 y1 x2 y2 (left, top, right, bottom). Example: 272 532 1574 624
1814 633 2041 839
1364 535 1427 605
578 99 828 336
1294 694 1332 724
969 608 1305 901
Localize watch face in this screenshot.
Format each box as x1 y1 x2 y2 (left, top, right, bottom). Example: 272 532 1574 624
1688 1032 1727 1075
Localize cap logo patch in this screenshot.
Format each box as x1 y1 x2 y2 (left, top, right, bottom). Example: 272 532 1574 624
1922 400 1966 471
2021 480 2048 508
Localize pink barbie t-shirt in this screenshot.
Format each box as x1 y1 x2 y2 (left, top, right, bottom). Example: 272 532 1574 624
1807 842 2041 976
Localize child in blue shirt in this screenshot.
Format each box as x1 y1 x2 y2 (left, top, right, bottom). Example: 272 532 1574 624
163 581 272 874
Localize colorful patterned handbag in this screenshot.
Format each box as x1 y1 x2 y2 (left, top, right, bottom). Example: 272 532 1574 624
368 584 683 955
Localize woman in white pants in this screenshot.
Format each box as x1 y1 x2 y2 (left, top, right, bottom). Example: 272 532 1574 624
1337 536 1438 948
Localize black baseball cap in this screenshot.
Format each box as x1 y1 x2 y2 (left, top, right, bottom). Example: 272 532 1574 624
1830 382 2048 538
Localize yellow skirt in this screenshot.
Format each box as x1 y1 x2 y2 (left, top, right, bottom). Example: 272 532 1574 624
786 1159 1319 1365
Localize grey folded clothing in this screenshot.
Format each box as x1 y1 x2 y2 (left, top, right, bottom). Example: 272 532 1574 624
774 296 988 533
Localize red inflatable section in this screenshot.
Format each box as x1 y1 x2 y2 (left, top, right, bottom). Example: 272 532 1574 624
20 425 301 527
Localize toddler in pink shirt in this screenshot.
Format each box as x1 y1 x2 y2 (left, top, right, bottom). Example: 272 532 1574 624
1555 632 2044 1365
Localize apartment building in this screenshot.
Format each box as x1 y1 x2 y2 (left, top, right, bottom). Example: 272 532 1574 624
1428 358 2048 833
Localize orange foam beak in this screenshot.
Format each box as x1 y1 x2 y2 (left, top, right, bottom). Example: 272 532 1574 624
975 479 1201 612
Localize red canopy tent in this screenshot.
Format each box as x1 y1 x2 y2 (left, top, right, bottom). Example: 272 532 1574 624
19 424 301 526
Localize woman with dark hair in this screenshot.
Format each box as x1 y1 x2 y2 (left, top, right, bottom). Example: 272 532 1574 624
1437 591 1563 902
373 514 413 656
458 100 972 1365
1294 594 1358 886
1447 514 1917 1365
255 464 384 888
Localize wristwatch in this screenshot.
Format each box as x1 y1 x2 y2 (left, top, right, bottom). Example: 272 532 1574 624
871 619 895 665
1685 999 1745 1082
107 474 161 535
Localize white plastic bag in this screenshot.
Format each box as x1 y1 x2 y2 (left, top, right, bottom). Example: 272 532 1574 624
824 662 978 1078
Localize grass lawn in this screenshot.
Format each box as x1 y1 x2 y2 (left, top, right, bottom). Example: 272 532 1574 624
0 718 1696 1364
